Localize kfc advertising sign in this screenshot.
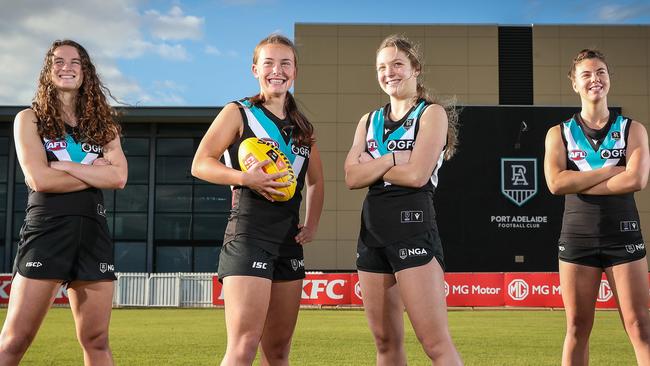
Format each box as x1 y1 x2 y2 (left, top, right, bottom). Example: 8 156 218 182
0 275 69 304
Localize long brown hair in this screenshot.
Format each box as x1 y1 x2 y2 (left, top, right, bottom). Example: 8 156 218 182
248 34 314 147
377 35 459 160
32 39 121 145
567 48 610 81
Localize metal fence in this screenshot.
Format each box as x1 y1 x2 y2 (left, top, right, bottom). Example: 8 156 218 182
114 272 217 307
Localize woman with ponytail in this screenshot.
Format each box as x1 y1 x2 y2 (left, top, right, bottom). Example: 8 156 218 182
344 35 462 365
192 34 324 365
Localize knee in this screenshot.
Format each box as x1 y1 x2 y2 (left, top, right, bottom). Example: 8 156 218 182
262 341 291 362
77 330 110 352
230 333 262 362
565 315 594 340
373 332 402 355
0 333 35 357
625 316 650 344
418 333 452 360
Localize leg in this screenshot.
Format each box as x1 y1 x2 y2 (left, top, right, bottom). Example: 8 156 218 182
67 280 114 366
358 270 407 366
395 260 462 366
221 276 272 366
259 280 302 366
0 274 61 366
605 258 650 366
559 261 602 366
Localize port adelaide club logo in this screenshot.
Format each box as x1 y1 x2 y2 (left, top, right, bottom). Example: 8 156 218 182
501 158 537 207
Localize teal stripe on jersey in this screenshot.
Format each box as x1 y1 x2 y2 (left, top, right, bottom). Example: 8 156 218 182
241 100 296 162
372 100 426 156
566 115 624 170
65 134 88 163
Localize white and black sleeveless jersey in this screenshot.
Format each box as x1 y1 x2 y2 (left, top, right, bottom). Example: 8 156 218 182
222 99 311 254
559 113 643 246
27 124 105 220
360 100 445 247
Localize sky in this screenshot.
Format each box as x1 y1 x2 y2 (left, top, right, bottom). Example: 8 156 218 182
1 0 650 107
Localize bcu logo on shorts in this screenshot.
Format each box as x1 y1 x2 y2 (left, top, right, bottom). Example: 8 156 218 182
501 158 537 207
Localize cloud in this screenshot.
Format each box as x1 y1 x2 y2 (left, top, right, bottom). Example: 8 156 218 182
0 0 198 105
597 3 650 22
138 80 188 105
145 6 204 41
205 45 222 56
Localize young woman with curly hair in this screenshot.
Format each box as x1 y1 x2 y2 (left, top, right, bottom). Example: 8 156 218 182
0 39 127 366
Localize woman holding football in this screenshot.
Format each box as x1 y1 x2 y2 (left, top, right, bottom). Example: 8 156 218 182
344 35 462 365
544 49 650 366
192 34 324 366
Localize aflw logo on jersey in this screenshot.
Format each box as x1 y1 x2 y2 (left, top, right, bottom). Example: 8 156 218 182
569 150 586 161
45 140 67 151
367 139 378 152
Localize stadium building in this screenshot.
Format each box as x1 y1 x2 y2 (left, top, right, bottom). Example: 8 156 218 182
1 24 649 273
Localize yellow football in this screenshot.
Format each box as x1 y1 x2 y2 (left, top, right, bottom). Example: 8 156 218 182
238 137 296 201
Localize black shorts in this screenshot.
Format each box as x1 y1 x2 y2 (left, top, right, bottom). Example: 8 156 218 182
357 230 444 274
13 215 116 283
218 238 305 281
558 241 646 268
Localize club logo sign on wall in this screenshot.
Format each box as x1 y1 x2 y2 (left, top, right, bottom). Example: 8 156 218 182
501 158 537 206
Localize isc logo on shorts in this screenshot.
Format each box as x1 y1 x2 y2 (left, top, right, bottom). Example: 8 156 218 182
398 248 428 260
26 261 43 268
252 261 268 269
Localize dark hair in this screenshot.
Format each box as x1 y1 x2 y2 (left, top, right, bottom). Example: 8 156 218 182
568 48 610 81
248 34 314 147
377 35 458 160
32 39 121 145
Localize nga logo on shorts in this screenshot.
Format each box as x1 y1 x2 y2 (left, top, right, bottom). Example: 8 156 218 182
291 259 304 271
625 243 645 254
99 263 114 273
398 248 428 260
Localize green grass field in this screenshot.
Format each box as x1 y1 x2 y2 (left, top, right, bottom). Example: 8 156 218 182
1 308 637 365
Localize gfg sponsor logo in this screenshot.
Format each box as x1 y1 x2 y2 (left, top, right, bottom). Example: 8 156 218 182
507 279 529 301
81 143 102 154
301 279 346 300
386 139 414 151
600 148 625 159
291 145 310 157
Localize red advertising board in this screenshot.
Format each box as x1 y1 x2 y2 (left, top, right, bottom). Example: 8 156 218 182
0 275 69 304
504 273 563 307
445 273 505 307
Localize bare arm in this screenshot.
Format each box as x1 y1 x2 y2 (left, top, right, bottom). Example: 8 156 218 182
382 104 447 188
344 113 394 189
295 143 324 245
49 133 128 189
581 121 649 195
13 109 90 193
543 125 622 195
191 103 290 201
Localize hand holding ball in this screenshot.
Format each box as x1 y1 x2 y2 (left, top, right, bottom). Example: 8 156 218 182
238 138 296 201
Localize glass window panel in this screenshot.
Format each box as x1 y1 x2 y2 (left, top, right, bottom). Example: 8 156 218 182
102 190 115 213
116 185 148 212
0 137 8 154
106 213 114 237
156 138 194 156
156 246 192 272
12 241 19 267
193 185 231 213
0 213 4 239
0 184 6 212
193 246 220 272
0 156 7 182
12 211 25 240
122 138 149 156
122 123 151 136
114 213 147 240
13 185 27 212
155 214 191 240
155 185 191 212
14 165 24 183
128 156 150 184
156 157 192 184
0 245 4 272
157 124 209 137
115 242 146 272
193 214 228 241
